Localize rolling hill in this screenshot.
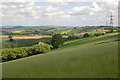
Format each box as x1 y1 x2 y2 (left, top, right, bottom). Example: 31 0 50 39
2 33 119 78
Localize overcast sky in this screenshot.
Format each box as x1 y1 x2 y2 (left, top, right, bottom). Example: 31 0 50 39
0 0 119 26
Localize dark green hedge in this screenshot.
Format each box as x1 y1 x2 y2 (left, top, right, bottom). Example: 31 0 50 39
1 42 51 62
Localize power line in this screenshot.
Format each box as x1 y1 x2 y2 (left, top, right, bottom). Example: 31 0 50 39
109 12 113 27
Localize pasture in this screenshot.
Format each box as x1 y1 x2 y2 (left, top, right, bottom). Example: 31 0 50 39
2 33 118 78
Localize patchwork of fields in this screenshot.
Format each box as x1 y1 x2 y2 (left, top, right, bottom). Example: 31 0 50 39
1 1 119 78
2 33 119 78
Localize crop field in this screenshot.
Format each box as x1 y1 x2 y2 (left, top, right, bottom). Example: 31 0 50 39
2 33 119 78
1 37 51 48
0 35 43 39
1 35 69 49
12 36 43 39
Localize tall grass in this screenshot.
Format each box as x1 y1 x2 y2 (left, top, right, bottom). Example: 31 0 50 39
2 33 118 78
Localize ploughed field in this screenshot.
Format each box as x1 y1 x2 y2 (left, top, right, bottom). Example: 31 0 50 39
2 33 119 78
0 35 43 39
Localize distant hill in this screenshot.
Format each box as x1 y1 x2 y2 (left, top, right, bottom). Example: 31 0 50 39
2 26 25 30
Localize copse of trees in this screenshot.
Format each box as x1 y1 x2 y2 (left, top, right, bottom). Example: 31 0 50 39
51 33 64 48
1 42 51 62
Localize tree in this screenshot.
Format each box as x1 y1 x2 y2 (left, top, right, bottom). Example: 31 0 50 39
51 33 64 48
74 27 77 29
8 35 14 41
83 33 90 38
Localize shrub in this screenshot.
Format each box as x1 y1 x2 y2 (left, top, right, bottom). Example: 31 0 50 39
1 42 51 62
94 33 100 37
101 33 105 35
94 33 105 37
83 33 90 38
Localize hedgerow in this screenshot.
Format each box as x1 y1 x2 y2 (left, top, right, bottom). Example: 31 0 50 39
1 42 51 62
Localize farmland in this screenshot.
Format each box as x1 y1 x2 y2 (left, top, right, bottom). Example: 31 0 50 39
1 26 119 49
1 37 51 49
2 33 119 78
1 26 119 78
1 1 119 79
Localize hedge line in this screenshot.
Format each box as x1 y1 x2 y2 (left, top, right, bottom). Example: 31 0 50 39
1 42 51 62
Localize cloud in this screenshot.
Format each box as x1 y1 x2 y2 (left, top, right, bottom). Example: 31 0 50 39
92 2 100 8
0 0 119 2
0 1 118 26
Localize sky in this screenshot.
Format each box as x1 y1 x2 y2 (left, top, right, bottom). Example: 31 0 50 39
0 0 119 26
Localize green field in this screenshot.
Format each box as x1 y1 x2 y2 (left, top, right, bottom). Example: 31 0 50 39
2 33 119 78
1 35 68 49
1 37 51 49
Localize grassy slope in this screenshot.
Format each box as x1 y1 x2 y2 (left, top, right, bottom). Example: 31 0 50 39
2 33 119 78
61 33 118 49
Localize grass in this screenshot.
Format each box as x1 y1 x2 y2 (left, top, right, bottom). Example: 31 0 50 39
42 35 68 38
2 33 119 78
61 33 118 49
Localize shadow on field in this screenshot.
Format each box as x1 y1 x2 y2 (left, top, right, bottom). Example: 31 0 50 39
94 39 120 45
94 41 109 45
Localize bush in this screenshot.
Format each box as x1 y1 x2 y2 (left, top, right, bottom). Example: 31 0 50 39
94 33 100 37
1 42 51 62
83 33 90 38
94 33 105 37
